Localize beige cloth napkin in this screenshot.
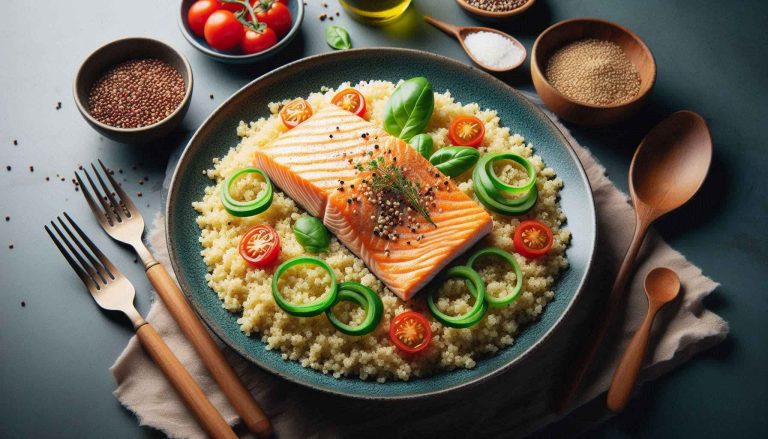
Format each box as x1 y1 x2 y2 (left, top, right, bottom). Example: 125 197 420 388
111 96 728 438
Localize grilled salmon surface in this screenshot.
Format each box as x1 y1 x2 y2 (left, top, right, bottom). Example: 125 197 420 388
255 106 493 300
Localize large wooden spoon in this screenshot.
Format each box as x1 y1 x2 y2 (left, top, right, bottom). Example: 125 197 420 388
558 111 712 412
424 16 527 72
607 267 681 412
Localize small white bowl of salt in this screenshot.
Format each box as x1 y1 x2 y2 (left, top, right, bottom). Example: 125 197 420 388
425 16 527 72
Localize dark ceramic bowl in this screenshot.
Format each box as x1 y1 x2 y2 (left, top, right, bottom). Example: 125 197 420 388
73 37 193 144
178 0 304 64
166 48 597 399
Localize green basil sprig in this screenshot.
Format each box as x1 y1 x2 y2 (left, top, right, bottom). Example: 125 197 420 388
325 25 351 50
409 133 433 159
383 77 434 142
429 146 480 177
293 216 330 253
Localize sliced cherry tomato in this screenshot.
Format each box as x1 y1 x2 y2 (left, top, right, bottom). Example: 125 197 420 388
389 311 432 354
255 1 292 37
241 27 278 54
513 220 553 259
280 98 313 129
449 115 485 147
239 224 281 268
204 10 244 51
331 88 367 118
188 0 221 37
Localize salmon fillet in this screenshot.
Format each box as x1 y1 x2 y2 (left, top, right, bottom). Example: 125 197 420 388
255 106 493 300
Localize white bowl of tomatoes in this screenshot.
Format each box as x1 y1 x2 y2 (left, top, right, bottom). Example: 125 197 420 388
179 0 303 63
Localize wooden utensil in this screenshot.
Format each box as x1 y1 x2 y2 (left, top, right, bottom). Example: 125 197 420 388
558 111 712 412
424 16 526 72
607 267 680 412
46 214 237 439
76 161 272 438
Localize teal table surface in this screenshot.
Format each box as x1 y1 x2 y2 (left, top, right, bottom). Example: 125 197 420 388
1 0 765 437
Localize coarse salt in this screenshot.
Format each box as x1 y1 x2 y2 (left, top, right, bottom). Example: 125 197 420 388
464 31 524 69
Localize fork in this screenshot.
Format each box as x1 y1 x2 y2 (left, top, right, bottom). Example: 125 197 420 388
45 213 237 439
75 160 272 438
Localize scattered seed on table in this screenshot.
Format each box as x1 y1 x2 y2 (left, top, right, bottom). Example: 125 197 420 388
12 140 18 145
29 165 34 172
9 243 14 249
5 166 10 171
21 301 25 307
4 216 9 221
133 258 138 264
137 192 143 197
210 94 214 99
45 176 50 181
55 101 62 110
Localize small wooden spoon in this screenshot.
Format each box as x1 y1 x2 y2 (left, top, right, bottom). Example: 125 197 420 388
607 267 681 412
424 16 527 72
558 111 712 412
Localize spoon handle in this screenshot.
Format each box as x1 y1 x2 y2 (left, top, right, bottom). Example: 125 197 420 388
557 216 650 412
606 303 657 412
424 16 462 38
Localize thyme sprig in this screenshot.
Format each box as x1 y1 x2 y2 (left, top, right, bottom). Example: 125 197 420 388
357 156 435 226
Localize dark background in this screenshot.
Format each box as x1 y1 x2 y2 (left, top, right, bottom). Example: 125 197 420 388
1 0 766 437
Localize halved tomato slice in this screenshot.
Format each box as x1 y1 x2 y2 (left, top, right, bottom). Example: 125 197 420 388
239 224 281 268
331 88 366 118
449 115 485 147
280 98 313 129
389 311 432 354
513 220 553 259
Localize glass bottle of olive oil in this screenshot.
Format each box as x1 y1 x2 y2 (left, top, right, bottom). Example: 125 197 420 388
339 0 412 24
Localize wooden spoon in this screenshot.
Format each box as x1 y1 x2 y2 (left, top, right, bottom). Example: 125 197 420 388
607 267 681 412
424 16 527 72
558 111 712 412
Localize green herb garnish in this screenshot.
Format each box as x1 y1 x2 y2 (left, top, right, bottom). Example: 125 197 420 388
358 157 435 226
325 25 352 50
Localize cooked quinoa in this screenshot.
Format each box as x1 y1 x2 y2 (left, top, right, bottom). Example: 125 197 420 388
192 80 570 381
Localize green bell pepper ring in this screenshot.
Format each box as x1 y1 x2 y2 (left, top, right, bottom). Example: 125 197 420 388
482 152 537 195
466 247 523 308
325 282 384 336
272 257 337 317
428 266 487 328
221 167 273 217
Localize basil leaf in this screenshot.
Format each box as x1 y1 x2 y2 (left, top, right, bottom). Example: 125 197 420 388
383 77 434 142
409 133 433 159
429 146 480 177
325 25 352 50
293 216 330 253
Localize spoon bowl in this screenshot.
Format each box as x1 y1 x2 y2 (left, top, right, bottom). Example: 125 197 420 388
631 111 713 214
424 16 527 72
644 267 681 304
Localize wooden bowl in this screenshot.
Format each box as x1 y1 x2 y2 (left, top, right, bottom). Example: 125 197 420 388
531 18 656 126
455 0 536 20
73 37 193 144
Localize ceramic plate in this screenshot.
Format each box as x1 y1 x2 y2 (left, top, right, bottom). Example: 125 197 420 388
166 48 596 399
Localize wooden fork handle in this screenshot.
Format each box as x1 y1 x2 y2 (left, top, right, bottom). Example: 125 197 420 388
606 305 657 412
146 263 273 438
136 324 237 439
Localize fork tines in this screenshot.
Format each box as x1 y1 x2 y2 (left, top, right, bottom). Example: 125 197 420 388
44 212 118 291
75 159 137 228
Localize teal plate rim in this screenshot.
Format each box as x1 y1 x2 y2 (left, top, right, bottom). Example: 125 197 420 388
166 47 596 400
